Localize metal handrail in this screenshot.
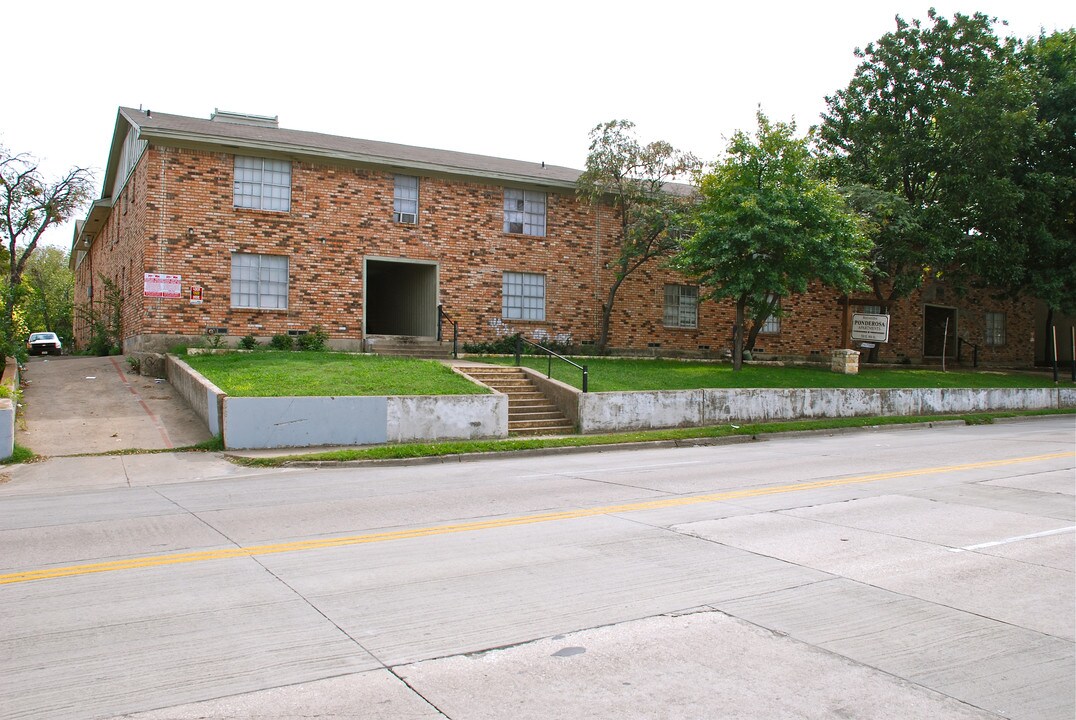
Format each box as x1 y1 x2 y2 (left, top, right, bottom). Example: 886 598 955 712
956 337 979 368
515 336 588 393
437 305 458 358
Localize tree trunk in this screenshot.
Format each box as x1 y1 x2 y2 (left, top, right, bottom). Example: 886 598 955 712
732 295 746 371
1044 306 1055 365
596 271 628 354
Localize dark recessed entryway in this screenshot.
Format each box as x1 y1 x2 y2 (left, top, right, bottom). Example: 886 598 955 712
364 258 438 337
923 305 958 358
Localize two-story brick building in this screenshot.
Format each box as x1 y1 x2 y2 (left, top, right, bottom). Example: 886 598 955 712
71 107 1035 366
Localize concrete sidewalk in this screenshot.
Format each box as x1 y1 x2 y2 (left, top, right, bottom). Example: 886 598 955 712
16 355 212 457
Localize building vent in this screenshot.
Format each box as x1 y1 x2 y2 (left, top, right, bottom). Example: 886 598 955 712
210 109 279 128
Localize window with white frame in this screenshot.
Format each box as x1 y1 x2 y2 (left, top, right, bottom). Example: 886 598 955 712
394 174 418 223
502 271 545 320
985 311 1005 346
663 284 698 328
231 253 289 309
234 156 292 212
860 304 882 314
760 295 781 334
503 189 546 236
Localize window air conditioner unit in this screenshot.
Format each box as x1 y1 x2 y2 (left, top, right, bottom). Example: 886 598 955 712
395 212 417 224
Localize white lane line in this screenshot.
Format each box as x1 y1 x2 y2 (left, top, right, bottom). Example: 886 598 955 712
947 525 1076 553
516 460 707 479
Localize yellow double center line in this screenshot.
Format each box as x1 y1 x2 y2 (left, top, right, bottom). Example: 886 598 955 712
2 451 1070 586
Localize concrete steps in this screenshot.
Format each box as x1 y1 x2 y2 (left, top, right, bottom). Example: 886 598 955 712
461 366 575 436
365 334 452 359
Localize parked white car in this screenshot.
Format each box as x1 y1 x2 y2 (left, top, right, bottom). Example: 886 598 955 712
27 332 62 356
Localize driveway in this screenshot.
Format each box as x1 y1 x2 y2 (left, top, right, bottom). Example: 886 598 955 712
16 355 212 457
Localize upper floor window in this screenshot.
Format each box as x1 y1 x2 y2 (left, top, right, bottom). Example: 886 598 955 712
234 156 291 212
663 284 698 329
503 189 546 236
502 271 545 321
985 311 1006 346
231 252 289 309
394 175 419 224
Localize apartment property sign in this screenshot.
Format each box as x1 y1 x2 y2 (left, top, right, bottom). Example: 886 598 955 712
851 313 890 343
144 273 182 298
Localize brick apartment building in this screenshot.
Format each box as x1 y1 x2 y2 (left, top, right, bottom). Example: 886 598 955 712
70 107 1035 366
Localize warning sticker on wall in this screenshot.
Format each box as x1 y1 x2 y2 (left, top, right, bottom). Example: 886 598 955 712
144 273 182 298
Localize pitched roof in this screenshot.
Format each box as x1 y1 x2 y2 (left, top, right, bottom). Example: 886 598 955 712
118 107 583 190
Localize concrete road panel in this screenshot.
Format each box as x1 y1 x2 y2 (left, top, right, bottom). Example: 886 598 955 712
400 610 1002 720
719 578 1075 720
115 669 441 720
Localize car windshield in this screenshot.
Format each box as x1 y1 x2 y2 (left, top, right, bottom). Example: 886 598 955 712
30 333 56 341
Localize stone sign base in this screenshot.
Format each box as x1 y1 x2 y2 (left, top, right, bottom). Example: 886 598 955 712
831 349 861 374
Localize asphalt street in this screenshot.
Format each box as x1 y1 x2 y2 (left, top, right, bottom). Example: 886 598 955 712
0 416 1073 719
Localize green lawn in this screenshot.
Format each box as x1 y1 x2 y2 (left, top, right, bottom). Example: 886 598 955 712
184 352 487 397
479 356 1061 391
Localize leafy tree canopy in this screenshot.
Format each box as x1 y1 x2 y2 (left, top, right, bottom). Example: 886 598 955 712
675 111 870 369
817 11 1074 312
0 145 93 359
576 120 699 351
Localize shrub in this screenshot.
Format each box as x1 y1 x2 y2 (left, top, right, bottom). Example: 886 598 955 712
204 332 227 349
269 334 294 351
296 325 329 351
238 334 259 350
126 355 142 374
462 333 574 356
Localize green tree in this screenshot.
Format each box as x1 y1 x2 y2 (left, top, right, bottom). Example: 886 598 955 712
675 112 870 370
0 146 93 360
21 246 75 345
817 11 1039 287
577 120 699 352
1012 29 1076 330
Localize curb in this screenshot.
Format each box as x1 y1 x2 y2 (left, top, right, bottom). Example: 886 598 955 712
225 417 991 469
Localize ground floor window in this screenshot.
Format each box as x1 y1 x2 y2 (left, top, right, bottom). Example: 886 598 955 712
760 295 781 334
663 284 698 328
985 311 1005 346
502 271 545 320
231 253 289 309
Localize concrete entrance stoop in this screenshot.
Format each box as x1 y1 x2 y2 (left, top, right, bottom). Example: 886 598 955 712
365 335 452 359
460 366 575 436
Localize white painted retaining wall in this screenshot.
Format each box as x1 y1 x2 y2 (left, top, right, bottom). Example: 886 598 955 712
166 356 508 449
0 358 17 460
166 356 225 437
222 393 507 449
578 387 1074 433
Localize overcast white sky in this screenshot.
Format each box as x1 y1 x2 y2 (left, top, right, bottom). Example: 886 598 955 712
3 0 1072 249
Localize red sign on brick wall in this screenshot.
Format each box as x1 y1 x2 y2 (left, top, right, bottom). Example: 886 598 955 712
144 273 182 298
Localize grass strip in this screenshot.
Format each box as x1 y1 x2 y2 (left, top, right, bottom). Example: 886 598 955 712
228 408 1075 467
478 355 1061 391
184 352 486 397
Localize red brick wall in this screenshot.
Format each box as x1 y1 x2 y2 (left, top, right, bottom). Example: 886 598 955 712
73 142 1034 366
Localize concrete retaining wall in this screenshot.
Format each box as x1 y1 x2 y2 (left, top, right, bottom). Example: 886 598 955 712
169 355 506 450
578 386 1073 433
0 358 18 460
166 356 225 437
387 395 508 443
223 394 506 449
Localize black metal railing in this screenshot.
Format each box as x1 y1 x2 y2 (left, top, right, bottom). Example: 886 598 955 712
437 305 458 358
515 336 588 393
956 337 979 367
